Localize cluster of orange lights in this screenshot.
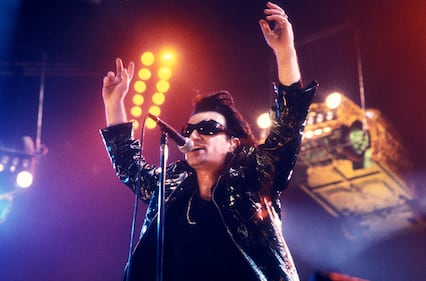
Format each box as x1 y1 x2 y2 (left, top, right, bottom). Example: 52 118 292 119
129 50 176 129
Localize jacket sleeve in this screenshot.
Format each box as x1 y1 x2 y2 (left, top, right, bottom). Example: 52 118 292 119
257 80 318 192
100 122 159 201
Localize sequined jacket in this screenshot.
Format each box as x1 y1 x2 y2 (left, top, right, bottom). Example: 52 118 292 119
100 81 317 281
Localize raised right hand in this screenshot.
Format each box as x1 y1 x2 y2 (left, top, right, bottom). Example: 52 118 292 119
102 58 135 105
102 58 135 126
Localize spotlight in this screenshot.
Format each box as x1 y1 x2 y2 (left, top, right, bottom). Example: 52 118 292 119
325 92 342 109
138 68 152 80
145 118 157 129
156 80 170 93
152 92 165 105
159 49 177 66
304 130 314 139
16 171 33 189
158 67 172 80
134 81 147 93
316 113 325 123
130 106 143 118
256 112 271 129
0 136 36 194
141 51 155 66
132 94 144 106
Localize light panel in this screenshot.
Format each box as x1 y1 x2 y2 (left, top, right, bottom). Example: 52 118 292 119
141 51 155 66
129 48 177 130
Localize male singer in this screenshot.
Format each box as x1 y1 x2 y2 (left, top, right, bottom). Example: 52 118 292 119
100 2 317 280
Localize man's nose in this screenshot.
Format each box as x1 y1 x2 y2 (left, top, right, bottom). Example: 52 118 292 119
189 129 202 140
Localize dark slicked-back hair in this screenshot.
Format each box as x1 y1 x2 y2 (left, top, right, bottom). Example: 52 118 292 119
191 91 256 152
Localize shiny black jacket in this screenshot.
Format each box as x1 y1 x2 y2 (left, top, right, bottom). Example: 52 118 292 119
101 81 317 281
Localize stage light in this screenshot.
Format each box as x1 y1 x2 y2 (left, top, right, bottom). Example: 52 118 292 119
156 80 170 93
138 68 152 80
325 111 334 121
145 118 157 129
304 130 314 139
158 67 172 80
130 106 143 118
325 92 342 109
159 50 176 66
132 94 144 106
141 51 155 66
256 112 271 129
307 113 315 125
148 105 161 117
313 128 322 136
16 171 33 189
134 81 147 93
323 127 331 134
316 113 325 123
152 92 165 105
162 53 173 62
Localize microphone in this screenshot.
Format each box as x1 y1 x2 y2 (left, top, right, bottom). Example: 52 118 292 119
147 113 194 153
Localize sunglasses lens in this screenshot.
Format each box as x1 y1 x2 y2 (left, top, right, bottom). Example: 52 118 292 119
182 120 226 137
198 121 220 135
182 125 192 137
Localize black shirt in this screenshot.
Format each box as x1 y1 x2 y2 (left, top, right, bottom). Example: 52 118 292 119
164 190 257 281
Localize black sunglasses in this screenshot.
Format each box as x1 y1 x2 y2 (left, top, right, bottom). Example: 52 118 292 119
181 119 227 137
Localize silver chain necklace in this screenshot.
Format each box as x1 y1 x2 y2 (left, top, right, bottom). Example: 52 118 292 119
186 190 197 225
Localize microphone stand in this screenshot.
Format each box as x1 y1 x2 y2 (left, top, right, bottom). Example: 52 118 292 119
156 132 168 281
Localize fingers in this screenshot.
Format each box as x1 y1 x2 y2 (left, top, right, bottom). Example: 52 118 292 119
265 14 288 23
265 2 286 16
103 58 134 85
259 19 272 34
115 57 123 79
102 58 134 103
264 2 289 25
103 71 116 87
115 58 135 82
127 61 135 81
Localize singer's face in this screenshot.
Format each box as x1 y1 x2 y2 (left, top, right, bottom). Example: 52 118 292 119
184 111 233 173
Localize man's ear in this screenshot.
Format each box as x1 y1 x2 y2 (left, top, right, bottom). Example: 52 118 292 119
229 137 240 152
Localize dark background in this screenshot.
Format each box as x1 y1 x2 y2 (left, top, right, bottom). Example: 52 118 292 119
0 0 425 280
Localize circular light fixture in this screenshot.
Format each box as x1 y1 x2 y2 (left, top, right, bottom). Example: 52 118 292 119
326 92 342 109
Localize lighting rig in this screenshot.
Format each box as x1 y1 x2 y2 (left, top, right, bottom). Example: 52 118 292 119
0 136 36 192
292 93 420 238
0 56 48 223
0 136 41 223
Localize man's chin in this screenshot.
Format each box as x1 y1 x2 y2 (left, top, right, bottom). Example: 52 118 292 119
186 157 203 168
